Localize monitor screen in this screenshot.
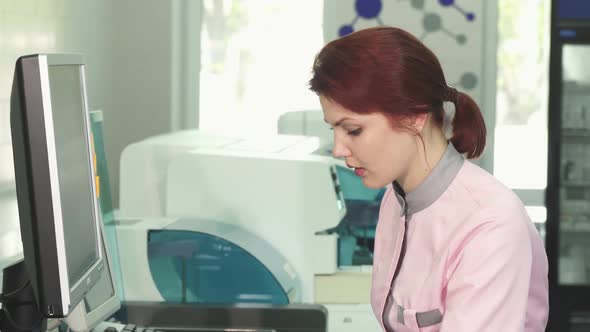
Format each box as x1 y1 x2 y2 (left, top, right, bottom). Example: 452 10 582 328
48 64 100 286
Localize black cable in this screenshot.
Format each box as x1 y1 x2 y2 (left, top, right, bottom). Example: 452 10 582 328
0 280 31 302
0 280 44 331
0 307 44 331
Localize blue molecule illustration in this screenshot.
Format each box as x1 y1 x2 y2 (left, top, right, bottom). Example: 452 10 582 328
338 0 384 37
401 0 475 43
451 71 478 91
356 0 383 18
339 25 355 37
337 0 480 89
437 0 475 21
339 0 475 38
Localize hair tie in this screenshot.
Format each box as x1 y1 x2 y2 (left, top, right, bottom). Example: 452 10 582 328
443 86 458 104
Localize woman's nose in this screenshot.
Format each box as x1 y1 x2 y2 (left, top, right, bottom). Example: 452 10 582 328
332 140 351 158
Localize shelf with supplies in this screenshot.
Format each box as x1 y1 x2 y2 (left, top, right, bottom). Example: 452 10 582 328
560 224 590 240
562 128 590 138
561 222 590 233
560 214 590 239
563 81 590 95
561 180 590 187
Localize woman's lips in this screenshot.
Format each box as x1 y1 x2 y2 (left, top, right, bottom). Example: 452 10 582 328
346 163 366 177
354 167 366 177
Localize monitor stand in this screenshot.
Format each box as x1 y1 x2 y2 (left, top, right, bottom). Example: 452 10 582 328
0 259 46 332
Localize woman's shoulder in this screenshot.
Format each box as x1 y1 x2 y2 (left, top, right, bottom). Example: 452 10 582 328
439 161 534 241
454 160 524 212
443 163 540 265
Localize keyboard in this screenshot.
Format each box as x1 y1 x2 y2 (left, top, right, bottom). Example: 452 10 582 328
94 321 275 331
95 322 164 332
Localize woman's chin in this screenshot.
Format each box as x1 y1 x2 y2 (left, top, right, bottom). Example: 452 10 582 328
361 176 387 189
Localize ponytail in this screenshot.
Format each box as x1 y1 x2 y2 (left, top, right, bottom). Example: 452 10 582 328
449 90 486 159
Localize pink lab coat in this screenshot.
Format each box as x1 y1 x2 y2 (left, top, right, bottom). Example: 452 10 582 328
370 143 549 331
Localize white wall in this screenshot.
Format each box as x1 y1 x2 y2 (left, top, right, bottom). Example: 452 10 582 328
107 0 201 207
109 0 173 207
0 0 200 261
0 0 113 260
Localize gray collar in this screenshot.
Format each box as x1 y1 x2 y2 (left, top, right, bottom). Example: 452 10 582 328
393 143 464 216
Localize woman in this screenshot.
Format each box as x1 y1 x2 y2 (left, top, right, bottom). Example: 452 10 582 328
309 27 548 331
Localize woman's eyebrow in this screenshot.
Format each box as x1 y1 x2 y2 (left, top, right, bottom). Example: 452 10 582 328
324 117 353 127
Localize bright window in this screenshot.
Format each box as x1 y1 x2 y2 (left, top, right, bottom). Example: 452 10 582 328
198 0 324 136
494 0 550 191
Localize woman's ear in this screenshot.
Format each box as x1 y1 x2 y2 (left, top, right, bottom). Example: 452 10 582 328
412 113 429 133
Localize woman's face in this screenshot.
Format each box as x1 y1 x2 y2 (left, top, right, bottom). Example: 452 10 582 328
320 95 420 189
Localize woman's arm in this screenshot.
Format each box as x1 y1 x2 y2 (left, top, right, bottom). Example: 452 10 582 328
440 216 535 331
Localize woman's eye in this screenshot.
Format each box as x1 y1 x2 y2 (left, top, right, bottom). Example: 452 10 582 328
348 128 362 136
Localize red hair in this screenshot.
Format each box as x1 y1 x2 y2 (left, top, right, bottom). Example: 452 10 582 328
309 27 486 159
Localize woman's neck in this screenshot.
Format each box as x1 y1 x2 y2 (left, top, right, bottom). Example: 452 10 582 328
398 128 448 193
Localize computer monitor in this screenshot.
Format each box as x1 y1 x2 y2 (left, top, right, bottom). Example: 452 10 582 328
6 54 104 324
